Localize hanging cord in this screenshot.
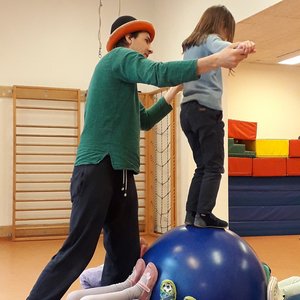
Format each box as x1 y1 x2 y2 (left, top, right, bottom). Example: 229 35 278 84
98 0 121 58
98 0 103 58
118 0 121 16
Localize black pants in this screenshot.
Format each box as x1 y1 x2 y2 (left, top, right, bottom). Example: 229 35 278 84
180 101 224 214
27 156 140 300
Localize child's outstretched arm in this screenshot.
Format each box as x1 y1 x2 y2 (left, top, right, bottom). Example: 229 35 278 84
196 42 255 74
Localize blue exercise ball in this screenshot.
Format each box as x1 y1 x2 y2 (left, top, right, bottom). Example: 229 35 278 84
143 225 267 300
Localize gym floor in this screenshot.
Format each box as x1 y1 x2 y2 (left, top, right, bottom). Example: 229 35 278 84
1 234 299 300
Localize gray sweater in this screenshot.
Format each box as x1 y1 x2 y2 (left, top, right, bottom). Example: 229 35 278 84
182 34 230 111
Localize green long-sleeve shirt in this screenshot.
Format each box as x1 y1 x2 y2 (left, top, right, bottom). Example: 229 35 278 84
75 47 198 173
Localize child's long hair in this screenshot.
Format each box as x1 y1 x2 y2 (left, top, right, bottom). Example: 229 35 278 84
182 5 235 52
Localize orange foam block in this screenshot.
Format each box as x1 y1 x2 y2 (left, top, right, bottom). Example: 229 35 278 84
228 157 253 176
289 140 300 157
253 158 287 177
228 119 257 141
287 158 300 176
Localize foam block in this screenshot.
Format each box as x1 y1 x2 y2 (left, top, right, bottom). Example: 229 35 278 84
254 139 289 157
228 157 253 176
287 158 300 176
228 119 257 141
253 158 287 176
289 140 300 157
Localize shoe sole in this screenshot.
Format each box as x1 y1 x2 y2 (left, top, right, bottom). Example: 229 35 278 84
193 224 227 229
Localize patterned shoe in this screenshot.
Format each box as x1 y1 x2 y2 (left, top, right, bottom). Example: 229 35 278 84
267 276 284 300
184 297 196 300
128 258 146 286
160 279 177 300
137 262 158 300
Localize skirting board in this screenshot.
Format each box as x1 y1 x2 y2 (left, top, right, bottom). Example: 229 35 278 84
0 226 12 238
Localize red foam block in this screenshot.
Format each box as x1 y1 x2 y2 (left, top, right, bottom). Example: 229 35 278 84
228 119 257 141
289 140 300 157
228 157 253 176
253 158 287 177
287 158 300 176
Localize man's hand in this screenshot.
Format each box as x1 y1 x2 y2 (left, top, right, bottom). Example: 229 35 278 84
216 42 255 69
235 40 256 55
164 84 183 104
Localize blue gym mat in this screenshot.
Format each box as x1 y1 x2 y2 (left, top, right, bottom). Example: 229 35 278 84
229 176 300 236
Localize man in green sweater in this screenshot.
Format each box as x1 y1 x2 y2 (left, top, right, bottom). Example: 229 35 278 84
27 15 252 300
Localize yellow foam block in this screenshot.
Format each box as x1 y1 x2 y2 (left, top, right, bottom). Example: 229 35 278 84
254 139 289 157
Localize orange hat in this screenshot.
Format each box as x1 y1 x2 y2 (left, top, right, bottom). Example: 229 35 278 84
106 15 155 52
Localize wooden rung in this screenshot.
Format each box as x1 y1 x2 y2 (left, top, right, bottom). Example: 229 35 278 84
16 133 77 138
1 85 86 101
16 208 71 212
16 124 78 129
17 143 77 147
15 224 69 231
16 162 74 165
16 153 76 156
16 106 78 112
16 180 70 183
15 217 69 221
14 85 79 101
13 235 68 241
16 189 69 193
16 171 72 174
143 87 167 95
16 199 70 202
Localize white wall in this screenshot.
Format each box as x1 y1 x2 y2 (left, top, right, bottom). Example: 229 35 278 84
0 0 156 89
225 62 300 139
0 0 283 228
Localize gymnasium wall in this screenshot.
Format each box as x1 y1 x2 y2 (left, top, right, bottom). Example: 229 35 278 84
224 63 300 139
0 0 282 231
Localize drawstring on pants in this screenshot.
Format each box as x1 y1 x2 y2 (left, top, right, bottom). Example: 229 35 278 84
121 169 127 197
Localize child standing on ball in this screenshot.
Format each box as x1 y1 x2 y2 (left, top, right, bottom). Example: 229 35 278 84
180 5 256 228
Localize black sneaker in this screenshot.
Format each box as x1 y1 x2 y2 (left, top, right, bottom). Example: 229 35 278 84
184 211 196 226
194 213 228 228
